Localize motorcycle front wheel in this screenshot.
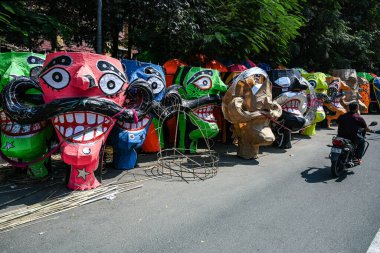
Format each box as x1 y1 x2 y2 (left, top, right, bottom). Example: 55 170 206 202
331 159 344 177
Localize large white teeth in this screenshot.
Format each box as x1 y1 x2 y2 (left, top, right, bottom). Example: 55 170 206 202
75 113 85 124
73 134 82 141
53 112 110 141
142 118 149 126
20 125 31 133
66 113 74 123
65 127 73 137
59 115 65 123
131 123 136 129
83 131 94 141
74 126 84 134
87 113 96 124
95 126 103 137
97 115 104 124
13 124 21 133
125 123 131 129
32 123 39 131
137 122 142 128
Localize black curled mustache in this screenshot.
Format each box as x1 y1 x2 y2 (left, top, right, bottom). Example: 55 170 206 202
1 76 154 124
151 85 222 119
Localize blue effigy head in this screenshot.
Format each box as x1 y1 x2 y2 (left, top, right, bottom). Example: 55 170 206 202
112 60 166 170
122 60 166 102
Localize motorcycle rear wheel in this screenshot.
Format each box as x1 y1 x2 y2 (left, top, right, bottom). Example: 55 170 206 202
331 159 344 177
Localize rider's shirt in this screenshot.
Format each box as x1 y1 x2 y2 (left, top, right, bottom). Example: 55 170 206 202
337 112 367 143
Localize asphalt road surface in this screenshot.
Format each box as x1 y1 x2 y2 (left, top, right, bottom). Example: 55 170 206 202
1 115 380 253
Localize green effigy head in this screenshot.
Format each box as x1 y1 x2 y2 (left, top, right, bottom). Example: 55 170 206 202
173 66 227 152
0 52 52 178
174 66 227 99
302 72 328 94
0 52 45 91
301 72 327 130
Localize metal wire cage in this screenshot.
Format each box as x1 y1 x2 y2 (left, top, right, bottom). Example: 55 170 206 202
150 101 219 182
155 148 219 182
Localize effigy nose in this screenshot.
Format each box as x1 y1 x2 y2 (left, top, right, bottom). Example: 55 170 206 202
73 66 97 90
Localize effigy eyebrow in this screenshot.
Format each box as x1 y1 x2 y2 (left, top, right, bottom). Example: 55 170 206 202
27 56 45 65
41 55 73 73
144 66 163 80
187 70 214 84
97 60 126 81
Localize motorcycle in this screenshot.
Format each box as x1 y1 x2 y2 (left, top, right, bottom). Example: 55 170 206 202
330 121 377 177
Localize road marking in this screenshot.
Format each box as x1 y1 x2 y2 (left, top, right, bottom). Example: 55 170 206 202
367 229 380 253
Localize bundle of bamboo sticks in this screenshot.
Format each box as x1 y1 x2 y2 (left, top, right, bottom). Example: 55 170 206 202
0 176 160 233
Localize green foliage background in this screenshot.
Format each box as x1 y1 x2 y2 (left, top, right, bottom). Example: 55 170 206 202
1 0 379 72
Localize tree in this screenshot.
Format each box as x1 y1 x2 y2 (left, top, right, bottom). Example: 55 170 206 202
288 0 380 73
127 0 304 63
0 1 66 50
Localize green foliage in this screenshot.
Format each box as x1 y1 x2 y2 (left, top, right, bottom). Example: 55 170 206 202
128 0 304 63
0 1 67 48
1 0 379 72
204 0 304 62
287 0 380 72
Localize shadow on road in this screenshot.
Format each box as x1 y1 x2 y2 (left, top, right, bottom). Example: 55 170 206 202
301 166 354 183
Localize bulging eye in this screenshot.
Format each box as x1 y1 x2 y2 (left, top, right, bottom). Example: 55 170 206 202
148 76 164 94
193 76 212 90
30 66 42 80
41 68 70 89
99 73 124 95
309 80 317 88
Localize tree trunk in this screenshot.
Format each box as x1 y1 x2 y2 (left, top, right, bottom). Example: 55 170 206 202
111 29 119 58
126 17 133 59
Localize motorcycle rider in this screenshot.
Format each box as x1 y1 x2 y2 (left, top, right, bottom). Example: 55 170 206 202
336 102 374 164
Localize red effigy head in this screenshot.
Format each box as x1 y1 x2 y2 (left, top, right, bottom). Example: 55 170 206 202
39 52 128 190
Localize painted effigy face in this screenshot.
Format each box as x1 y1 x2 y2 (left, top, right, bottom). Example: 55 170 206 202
270 70 308 117
111 60 166 169
303 72 327 94
332 69 358 90
0 52 52 178
2 52 154 190
357 77 370 113
42 53 128 189
173 66 227 152
332 69 368 113
0 52 44 89
326 77 343 107
357 72 374 114
323 76 347 128
268 69 312 149
301 72 328 135
222 67 282 159
373 77 380 107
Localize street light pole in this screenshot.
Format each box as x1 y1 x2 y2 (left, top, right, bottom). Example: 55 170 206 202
96 0 103 54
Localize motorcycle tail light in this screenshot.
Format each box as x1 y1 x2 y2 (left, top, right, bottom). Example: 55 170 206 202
332 139 343 146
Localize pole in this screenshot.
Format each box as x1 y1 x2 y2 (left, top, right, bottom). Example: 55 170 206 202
96 0 103 54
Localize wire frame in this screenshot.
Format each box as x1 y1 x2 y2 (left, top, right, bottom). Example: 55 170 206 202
150 100 219 182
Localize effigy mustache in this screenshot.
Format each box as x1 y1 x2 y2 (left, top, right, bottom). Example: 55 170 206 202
1 77 154 124
152 85 222 119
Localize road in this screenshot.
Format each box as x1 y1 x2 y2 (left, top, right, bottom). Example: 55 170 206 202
1 115 380 253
